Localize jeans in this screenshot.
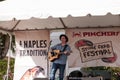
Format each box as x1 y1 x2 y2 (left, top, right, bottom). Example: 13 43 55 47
50 63 66 80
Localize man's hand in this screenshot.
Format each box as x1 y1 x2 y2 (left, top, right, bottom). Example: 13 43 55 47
64 51 68 55
64 51 72 55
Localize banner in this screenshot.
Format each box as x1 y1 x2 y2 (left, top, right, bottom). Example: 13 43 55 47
66 28 120 67
78 41 114 62
13 30 49 80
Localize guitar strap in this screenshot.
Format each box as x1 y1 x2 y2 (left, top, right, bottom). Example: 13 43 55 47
61 45 68 52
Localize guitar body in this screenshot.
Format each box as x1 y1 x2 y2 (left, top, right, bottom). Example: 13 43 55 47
48 50 61 62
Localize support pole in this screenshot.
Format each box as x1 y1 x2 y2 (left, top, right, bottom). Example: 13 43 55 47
6 33 12 80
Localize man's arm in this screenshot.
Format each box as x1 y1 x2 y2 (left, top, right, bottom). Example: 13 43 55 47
64 45 72 55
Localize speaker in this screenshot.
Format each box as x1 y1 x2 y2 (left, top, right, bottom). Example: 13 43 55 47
33 78 48 80
68 70 83 80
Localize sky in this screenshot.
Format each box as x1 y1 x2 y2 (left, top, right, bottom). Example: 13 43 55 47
0 0 120 20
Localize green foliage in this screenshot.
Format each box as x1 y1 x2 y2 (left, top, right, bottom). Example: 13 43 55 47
0 33 15 79
0 33 10 59
0 33 16 59
0 58 15 80
82 66 120 80
0 0 5 2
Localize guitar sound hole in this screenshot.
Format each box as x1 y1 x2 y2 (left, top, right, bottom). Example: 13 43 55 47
51 52 56 56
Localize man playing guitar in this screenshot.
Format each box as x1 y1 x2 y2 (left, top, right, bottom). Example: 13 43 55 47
49 34 72 80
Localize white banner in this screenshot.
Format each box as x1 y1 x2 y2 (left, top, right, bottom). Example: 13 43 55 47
13 30 50 80
66 28 120 67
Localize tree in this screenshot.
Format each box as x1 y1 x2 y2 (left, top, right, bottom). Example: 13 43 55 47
0 33 10 59
0 0 5 2
0 58 14 80
81 66 120 80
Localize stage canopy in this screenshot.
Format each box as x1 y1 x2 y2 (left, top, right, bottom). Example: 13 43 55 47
0 0 120 31
0 13 120 31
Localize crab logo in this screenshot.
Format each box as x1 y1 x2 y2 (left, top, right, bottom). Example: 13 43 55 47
75 39 93 49
102 52 117 63
20 66 45 80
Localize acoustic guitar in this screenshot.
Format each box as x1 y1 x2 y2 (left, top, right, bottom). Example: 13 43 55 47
48 50 64 62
